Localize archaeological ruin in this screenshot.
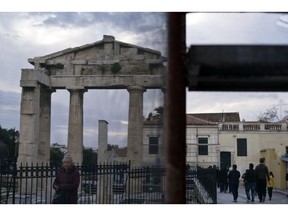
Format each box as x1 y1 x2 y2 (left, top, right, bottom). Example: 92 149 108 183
17 35 166 166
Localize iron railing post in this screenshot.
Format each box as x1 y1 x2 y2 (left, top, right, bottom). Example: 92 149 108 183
128 160 131 204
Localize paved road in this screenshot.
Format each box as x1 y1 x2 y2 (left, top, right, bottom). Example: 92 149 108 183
217 185 288 204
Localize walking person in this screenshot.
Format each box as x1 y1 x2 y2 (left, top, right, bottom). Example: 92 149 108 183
227 164 241 202
255 158 270 203
219 166 229 193
227 166 232 193
52 153 80 204
267 171 275 201
243 163 256 203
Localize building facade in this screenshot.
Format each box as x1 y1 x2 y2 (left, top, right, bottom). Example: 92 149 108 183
142 112 288 189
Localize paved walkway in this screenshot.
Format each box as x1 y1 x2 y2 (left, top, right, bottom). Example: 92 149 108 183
217 185 288 204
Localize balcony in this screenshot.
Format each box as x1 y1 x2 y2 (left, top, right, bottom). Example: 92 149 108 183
220 122 288 132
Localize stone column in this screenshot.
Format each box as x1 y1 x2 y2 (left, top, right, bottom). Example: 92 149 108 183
67 88 86 164
127 86 146 165
98 120 108 162
38 87 54 164
17 85 41 165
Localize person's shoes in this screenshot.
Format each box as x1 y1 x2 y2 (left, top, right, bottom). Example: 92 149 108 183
233 199 237 202
251 200 254 204
246 199 250 203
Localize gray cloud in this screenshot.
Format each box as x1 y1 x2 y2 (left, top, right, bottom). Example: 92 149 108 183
0 90 21 129
32 12 168 56
38 12 166 33
186 12 288 45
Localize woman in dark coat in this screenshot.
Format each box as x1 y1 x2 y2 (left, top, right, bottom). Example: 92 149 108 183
52 154 80 204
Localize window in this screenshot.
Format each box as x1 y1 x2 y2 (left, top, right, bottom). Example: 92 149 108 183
237 138 247 156
149 137 159 154
198 137 208 155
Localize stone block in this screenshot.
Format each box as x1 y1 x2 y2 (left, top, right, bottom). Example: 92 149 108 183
131 55 145 60
21 100 36 114
102 35 115 42
21 69 35 80
87 60 103 65
121 48 137 55
71 60 87 64
145 59 163 64
104 43 113 52
20 80 38 87
103 60 120 64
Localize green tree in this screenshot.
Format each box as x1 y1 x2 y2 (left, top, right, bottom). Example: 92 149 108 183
107 144 118 151
257 107 279 122
0 125 19 158
147 106 164 120
83 148 98 165
50 146 64 166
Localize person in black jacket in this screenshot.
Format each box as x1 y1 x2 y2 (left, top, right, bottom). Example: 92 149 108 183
243 163 256 203
219 167 229 193
255 158 270 203
227 164 241 202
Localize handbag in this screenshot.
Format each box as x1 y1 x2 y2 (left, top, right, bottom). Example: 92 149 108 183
52 190 68 204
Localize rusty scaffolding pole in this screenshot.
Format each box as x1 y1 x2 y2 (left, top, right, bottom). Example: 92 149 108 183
165 12 187 204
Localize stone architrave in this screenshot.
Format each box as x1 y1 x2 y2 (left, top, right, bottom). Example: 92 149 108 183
127 86 146 165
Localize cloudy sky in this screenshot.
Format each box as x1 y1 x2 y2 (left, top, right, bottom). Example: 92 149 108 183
0 12 167 149
1 12 288 149
186 12 288 121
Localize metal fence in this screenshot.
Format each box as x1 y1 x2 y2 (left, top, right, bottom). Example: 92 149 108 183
0 158 217 204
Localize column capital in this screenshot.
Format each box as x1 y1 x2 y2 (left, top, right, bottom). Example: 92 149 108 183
41 86 56 94
66 87 87 94
127 86 146 93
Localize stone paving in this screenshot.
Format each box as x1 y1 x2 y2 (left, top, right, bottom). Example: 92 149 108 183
217 185 288 204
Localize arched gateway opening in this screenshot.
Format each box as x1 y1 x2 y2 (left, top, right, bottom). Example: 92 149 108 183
17 35 166 166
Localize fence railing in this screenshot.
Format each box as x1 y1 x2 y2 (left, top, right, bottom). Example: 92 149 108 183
0 158 217 204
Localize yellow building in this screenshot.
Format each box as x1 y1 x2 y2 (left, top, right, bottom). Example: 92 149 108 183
219 121 288 189
142 112 288 189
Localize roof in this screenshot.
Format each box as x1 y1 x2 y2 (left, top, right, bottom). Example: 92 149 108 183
186 115 218 125
188 112 240 123
113 147 127 157
143 112 240 126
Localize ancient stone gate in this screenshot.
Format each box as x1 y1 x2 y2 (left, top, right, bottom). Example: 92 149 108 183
18 35 166 165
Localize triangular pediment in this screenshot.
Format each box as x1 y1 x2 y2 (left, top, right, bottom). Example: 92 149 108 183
21 35 166 89
29 35 165 64
27 35 166 77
